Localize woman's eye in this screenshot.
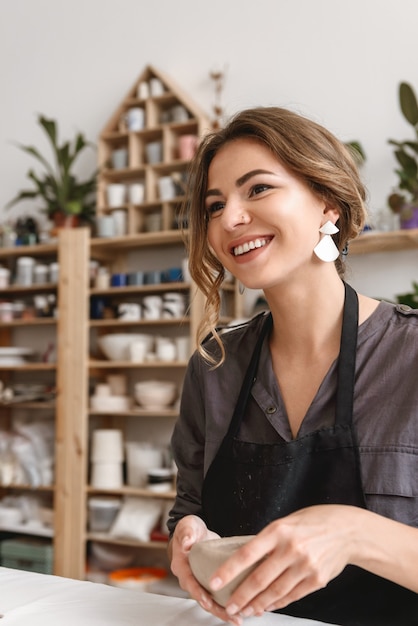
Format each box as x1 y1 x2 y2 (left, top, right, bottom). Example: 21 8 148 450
250 183 271 196
207 201 225 215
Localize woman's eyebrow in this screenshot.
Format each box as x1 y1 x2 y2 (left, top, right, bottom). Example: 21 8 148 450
205 188 221 198
236 169 275 187
206 169 276 198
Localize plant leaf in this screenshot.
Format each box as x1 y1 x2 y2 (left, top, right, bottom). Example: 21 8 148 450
399 82 418 127
39 115 57 146
394 149 418 177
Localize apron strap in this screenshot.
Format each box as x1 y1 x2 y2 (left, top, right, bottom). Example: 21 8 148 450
335 282 359 426
221 312 273 442
221 281 358 442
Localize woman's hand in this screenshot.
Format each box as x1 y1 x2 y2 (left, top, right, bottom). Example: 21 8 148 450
169 515 244 625
208 505 358 620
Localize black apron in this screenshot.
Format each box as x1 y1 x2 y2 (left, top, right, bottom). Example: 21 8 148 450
202 283 418 625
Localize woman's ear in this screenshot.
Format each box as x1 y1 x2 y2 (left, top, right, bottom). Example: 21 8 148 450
323 206 340 226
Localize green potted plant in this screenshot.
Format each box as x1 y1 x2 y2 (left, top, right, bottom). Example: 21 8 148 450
387 81 418 228
6 115 97 228
396 281 418 309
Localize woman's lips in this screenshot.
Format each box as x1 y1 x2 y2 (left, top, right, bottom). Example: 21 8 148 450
232 237 272 257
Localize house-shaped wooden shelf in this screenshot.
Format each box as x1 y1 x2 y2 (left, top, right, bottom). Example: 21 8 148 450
96 65 211 236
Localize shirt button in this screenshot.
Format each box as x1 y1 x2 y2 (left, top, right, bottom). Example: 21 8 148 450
399 304 412 312
266 406 277 414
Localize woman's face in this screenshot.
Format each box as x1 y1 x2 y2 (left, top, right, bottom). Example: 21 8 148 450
205 138 339 291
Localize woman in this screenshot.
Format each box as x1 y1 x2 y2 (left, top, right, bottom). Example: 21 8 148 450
168 107 418 625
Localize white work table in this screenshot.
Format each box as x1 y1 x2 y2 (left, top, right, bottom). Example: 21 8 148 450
0 566 335 625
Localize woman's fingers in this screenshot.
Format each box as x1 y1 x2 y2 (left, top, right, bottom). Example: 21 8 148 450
211 506 353 618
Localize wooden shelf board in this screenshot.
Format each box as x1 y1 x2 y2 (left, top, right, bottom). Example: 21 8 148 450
86 532 168 549
0 401 55 410
89 359 187 369
0 483 55 492
0 363 56 371
0 283 57 295
0 243 58 258
0 318 56 327
0 523 53 538
349 228 418 255
89 318 190 328
90 282 189 297
88 408 178 417
87 486 175 499
90 230 185 251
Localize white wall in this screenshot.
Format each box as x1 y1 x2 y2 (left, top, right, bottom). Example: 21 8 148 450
1 0 418 301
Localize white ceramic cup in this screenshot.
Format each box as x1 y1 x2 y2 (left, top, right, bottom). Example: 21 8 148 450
16 256 35 286
145 141 163 164
171 105 189 123
129 339 149 363
128 183 145 204
144 212 162 232
49 262 59 284
157 175 176 200
91 461 123 489
112 210 127 236
149 78 164 97
106 184 126 208
118 303 141 321
96 215 115 238
0 267 10 288
137 81 149 100
162 292 186 318
142 295 163 320
33 264 49 284
91 429 124 462
126 107 145 131
156 337 177 362
111 148 128 169
125 443 163 487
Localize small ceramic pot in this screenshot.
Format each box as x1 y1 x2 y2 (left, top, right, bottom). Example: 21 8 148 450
189 535 261 607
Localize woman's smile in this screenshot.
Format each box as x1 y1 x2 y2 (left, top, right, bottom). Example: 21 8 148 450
231 236 272 257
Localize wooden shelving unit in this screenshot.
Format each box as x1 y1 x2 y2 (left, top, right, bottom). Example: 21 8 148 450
0 241 59 572
349 228 418 255
72 68 215 581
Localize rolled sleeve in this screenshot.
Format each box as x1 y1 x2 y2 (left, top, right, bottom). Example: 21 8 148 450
167 354 206 535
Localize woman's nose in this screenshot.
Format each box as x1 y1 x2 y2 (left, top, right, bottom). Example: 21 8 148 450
220 198 249 231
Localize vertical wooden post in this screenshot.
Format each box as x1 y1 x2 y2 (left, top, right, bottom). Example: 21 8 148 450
54 228 89 579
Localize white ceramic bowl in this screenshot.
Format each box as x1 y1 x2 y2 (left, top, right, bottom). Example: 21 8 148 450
90 395 131 413
134 380 177 409
98 333 153 361
0 506 23 526
189 535 260 608
90 541 135 570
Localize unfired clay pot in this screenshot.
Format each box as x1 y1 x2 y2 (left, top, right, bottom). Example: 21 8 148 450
189 535 260 607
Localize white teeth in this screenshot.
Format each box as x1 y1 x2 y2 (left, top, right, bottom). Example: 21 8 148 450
233 238 268 256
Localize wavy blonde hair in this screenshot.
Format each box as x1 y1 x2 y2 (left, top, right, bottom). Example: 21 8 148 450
181 107 367 365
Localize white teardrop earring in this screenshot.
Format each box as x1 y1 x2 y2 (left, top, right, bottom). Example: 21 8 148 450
313 220 340 262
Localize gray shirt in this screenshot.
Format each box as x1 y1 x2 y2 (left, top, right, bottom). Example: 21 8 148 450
168 299 418 535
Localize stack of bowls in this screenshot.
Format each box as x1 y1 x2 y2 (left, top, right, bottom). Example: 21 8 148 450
90 429 124 489
134 380 177 410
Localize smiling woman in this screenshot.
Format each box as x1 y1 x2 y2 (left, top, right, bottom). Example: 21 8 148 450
183 107 366 356
169 107 418 626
